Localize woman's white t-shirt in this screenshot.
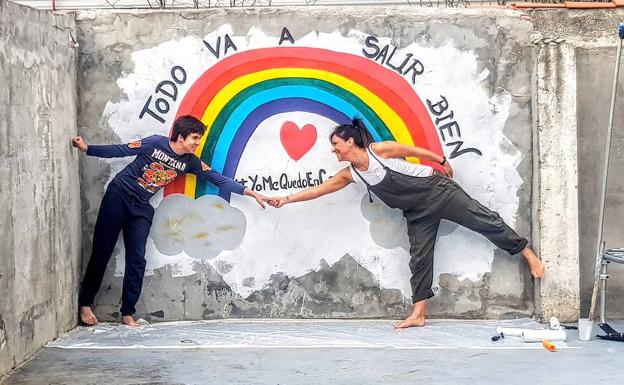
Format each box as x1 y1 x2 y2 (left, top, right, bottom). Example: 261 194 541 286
349 145 434 186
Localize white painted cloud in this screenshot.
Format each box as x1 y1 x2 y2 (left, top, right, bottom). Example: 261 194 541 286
360 194 409 251
150 194 246 259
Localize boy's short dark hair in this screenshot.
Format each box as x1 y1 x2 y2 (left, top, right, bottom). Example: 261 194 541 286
170 115 206 141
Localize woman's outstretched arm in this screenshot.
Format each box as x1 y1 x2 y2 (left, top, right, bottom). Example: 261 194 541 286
268 167 353 208
372 141 453 177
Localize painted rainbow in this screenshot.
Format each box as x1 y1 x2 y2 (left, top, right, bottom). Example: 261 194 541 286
164 47 443 200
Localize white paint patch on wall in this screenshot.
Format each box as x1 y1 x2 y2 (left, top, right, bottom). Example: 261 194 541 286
217 112 412 297
151 194 246 259
102 26 244 278
399 44 522 285
360 196 409 251
102 25 523 299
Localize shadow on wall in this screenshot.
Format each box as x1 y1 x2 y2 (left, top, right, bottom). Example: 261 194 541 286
0 317 5 351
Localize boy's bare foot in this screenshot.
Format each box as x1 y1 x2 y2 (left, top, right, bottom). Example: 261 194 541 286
80 306 98 326
394 315 426 329
121 315 140 326
521 247 545 278
394 299 427 329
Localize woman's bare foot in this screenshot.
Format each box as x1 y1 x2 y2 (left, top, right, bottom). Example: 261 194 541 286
394 315 426 329
521 247 545 278
121 315 140 327
80 306 98 326
394 299 427 329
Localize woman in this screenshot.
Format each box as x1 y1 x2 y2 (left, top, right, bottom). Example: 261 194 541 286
268 118 545 328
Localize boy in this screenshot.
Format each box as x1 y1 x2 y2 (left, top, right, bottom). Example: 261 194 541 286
71 116 267 326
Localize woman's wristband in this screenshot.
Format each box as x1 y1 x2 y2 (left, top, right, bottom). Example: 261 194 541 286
438 156 447 166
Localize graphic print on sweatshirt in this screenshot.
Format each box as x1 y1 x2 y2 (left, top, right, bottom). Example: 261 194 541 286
136 146 192 193
138 162 178 192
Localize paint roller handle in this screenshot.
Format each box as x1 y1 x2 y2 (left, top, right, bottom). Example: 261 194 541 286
619 23 624 40
542 339 557 352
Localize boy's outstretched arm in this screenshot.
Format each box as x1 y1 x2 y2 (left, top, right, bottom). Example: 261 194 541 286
71 136 144 158
195 166 268 209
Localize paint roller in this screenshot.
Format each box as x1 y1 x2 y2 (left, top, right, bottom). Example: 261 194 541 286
495 327 526 337
521 329 567 343
494 325 567 342
495 317 567 336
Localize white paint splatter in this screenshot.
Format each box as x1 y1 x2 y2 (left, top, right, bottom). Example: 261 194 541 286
102 25 523 299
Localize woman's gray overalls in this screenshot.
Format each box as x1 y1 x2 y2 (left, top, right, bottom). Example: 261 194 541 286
351 148 528 304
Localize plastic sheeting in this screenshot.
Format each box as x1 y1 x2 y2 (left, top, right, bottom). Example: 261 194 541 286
46 319 570 350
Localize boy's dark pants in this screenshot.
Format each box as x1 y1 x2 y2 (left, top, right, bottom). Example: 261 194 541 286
79 183 154 316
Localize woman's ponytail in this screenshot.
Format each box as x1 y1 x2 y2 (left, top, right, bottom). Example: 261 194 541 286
352 118 374 147
330 118 375 148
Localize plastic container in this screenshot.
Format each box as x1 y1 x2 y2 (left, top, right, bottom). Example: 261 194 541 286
578 318 594 341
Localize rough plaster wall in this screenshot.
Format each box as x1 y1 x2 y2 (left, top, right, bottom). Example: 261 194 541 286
531 9 624 320
532 39 580 322
0 1 81 377
75 7 535 322
576 47 624 318
576 47 624 319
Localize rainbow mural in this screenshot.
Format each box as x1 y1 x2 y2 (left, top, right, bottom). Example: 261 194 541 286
164 47 443 200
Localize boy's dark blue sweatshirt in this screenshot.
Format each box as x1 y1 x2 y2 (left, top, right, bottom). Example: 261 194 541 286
86 135 244 202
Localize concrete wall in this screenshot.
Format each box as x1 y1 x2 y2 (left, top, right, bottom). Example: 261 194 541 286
0 1 81 378
2 6 612 330
543 10 624 319
75 7 538 322
577 46 624 318
3 2 623 379
528 9 624 320
531 27 581 322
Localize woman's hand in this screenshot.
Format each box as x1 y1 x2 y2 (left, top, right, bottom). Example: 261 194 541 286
442 160 453 178
265 168 353 209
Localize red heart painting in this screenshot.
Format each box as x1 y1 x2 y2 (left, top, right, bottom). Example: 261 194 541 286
280 121 317 161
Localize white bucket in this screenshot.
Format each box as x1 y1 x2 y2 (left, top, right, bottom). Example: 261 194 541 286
578 318 594 341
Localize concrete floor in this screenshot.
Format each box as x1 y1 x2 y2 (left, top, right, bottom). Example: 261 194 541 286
3 319 624 385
